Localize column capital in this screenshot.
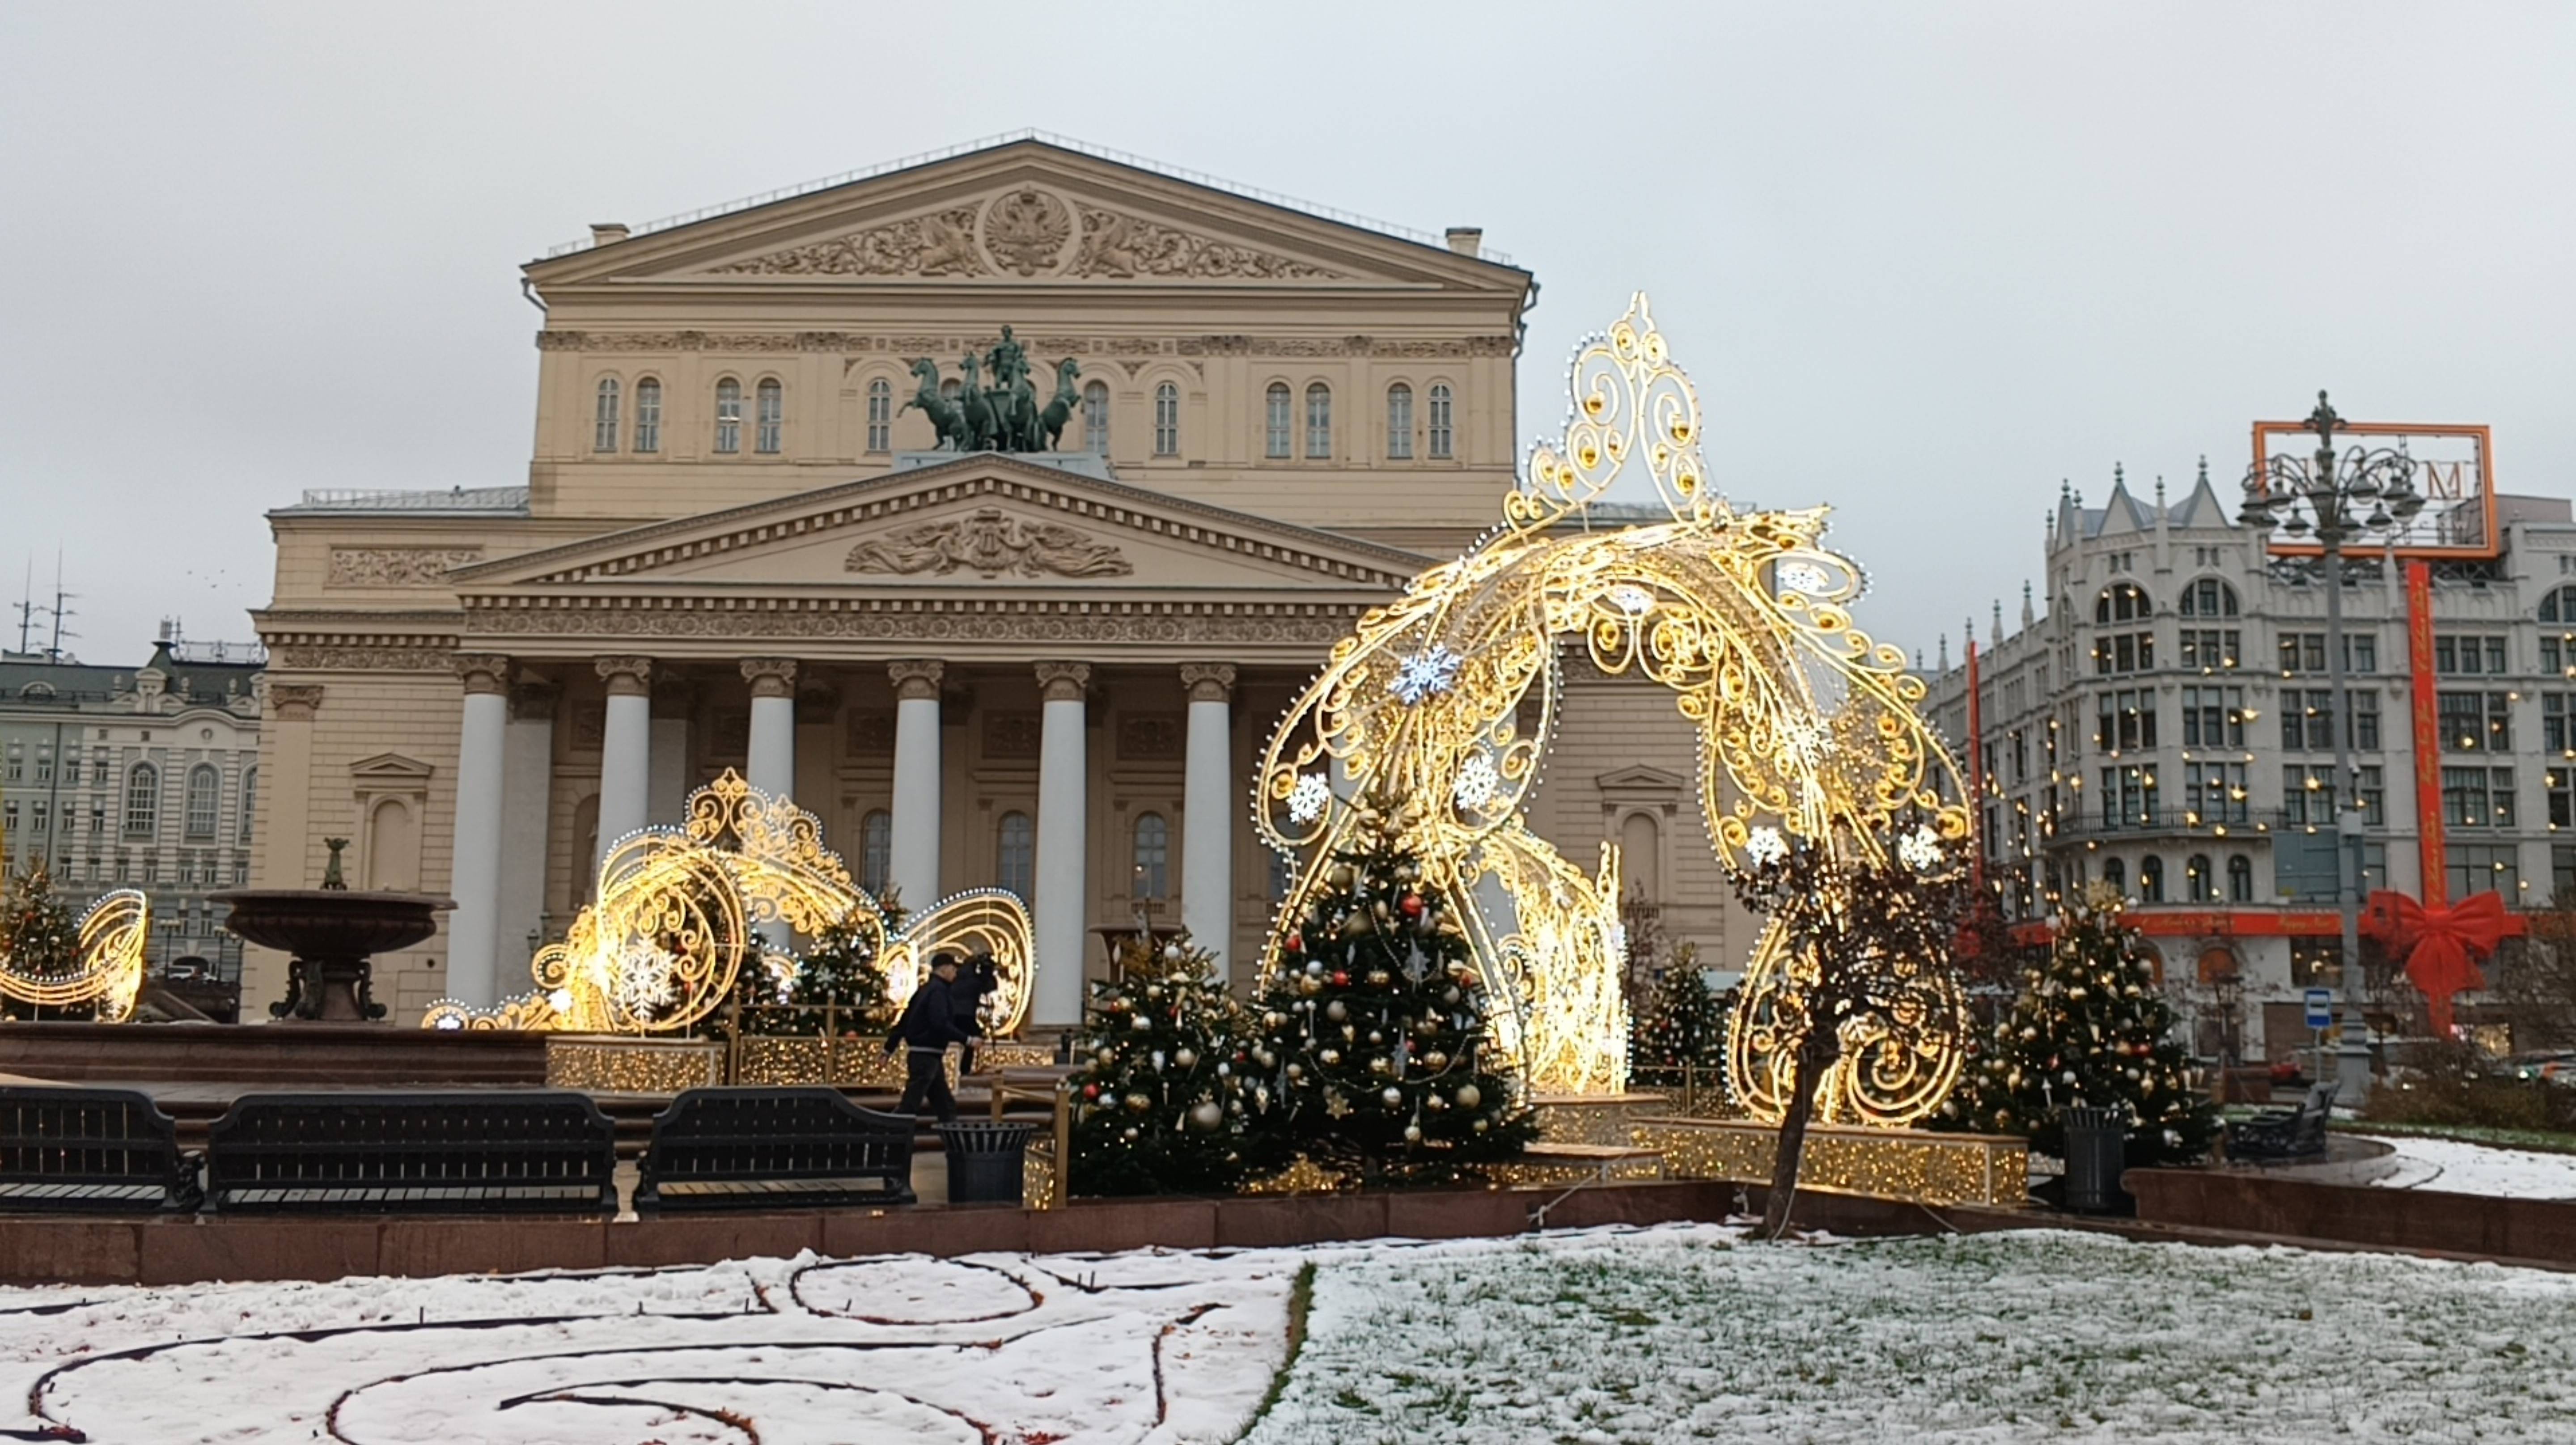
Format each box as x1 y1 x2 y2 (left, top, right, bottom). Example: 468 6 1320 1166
454 653 512 696
1179 663 1237 704
594 655 654 697
270 683 325 722
888 659 947 702
1034 661 1093 703
741 657 799 700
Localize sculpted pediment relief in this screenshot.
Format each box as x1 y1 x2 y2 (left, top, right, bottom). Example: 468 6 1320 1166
843 506 1132 579
705 185 1349 282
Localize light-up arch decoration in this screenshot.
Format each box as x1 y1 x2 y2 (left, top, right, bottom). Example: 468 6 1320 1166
0 887 151 1022
424 770 1033 1036
1254 294 1971 1117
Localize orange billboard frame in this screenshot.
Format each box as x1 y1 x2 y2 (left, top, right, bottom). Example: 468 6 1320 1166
2250 419 2499 562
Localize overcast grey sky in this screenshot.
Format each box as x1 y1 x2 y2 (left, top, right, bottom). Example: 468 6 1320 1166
3 2 2570 665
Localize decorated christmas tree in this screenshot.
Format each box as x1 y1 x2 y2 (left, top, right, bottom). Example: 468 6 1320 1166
0 857 90 1022
1939 884 2218 1167
692 894 902 1040
1067 932 1285 1196
1628 942 1725 1092
1255 810 1534 1185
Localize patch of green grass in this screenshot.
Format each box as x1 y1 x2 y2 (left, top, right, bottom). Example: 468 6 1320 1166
1230 1262 1316 1443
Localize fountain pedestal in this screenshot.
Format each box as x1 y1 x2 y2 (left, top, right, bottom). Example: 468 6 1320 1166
212 890 453 1023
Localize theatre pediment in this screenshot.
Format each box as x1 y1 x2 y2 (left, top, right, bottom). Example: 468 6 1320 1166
449 457 1431 599
525 139 1526 293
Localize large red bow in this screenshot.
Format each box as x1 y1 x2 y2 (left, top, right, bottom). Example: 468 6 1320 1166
2361 890 2509 1036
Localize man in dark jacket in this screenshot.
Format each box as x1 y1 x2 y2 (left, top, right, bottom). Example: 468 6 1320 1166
886 952 978 1122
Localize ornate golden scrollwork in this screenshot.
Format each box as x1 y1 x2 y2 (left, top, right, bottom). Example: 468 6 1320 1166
0 888 150 1023
1255 293 1970 1114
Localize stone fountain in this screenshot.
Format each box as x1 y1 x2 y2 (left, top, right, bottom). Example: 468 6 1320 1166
212 839 453 1022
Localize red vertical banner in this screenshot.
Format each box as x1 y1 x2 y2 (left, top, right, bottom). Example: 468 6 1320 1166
2407 559 2447 908
1966 639 1984 890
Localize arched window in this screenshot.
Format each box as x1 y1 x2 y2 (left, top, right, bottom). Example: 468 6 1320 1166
2227 853 2253 903
123 764 158 838
1132 812 1169 900
632 377 661 453
860 809 892 895
2093 582 2155 674
1305 384 1332 459
1264 384 1292 458
184 765 220 840
997 811 1034 902
1385 383 1414 461
866 378 892 453
1083 381 1110 453
2185 852 2215 903
2543 585 2576 623
2139 854 2165 903
754 378 783 454
238 766 257 844
713 378 742 454
1428 383 1454 459
2179 578 2238 617
592 378 620 453
1152 382 1179 456
2095 583 2152 624
2101 856 2125 895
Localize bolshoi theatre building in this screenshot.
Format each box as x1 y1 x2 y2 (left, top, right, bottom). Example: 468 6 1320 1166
245 136 1746 1025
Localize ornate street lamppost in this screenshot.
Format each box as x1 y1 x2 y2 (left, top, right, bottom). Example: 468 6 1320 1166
2237 392 2425 1105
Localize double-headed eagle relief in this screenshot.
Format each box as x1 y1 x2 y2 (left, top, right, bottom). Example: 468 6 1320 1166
1256 294 1972 1117
903 325 1085 453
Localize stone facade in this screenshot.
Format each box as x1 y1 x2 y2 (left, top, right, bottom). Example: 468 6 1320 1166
1928 468 2576 1059
246 137 1749 1022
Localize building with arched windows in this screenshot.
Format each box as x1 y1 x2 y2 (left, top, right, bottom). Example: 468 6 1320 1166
245 136 1752 1023
0 632 264 987
1930 461 2576 1061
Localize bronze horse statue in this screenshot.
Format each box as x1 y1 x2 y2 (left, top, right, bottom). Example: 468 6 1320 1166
958 353 999 450
902 357 970 450
1036 358 1083 451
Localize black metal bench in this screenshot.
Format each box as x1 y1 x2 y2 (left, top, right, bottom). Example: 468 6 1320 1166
205 1091 618 1214
2225 1081 2338 1162
0 1086 200 1212
635 1087 915 1213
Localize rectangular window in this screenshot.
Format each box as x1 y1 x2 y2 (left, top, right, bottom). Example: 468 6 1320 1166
2552 695 2576 758
714 382 741 455
2181 686 2244 748
2551 766 2574 830
2099 765 2157 827
2356 764 2385 826
2279 633 2328 674
2010 729 2027 784
1427 385 1453 459
2096 690 2156 751
2281 689 2335 752
2184 762 2247 825
2438 691 2512 752
2443 767 2516 828
1265 387 1291 458
866 383 892 453
2448 843 2522 899
754 381 782 454
1305 386 1331 459
633 381 661 453
1153 385 1180 457
33 750 51 784
30 801 47 833
1385 386 1413 460
2284 764 2335 827
3 750 18 782
2346 634 2378 674
2349 689 2381 751
2180 629 2241 669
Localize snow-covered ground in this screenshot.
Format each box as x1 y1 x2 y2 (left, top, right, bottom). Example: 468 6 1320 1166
2362 1132 2576 1199
4 1225 2574 1443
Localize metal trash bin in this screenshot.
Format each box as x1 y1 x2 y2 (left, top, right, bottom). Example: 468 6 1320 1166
2060 1105 2128 1214
935 1120 1035 1205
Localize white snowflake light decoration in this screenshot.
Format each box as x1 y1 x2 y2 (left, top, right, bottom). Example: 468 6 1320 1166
1608 585 1655 616
1777 560 1831 596
1897 824 1946 873
1745 825 1788 866
1287 771 1333 824
1453 751 1501 812
1389 645 1463 705
1781 713 1836 766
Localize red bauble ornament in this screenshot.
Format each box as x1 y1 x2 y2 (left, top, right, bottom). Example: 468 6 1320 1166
1286 932 1304 953
1400 892 1425 918
1082 1083 1101 1101
1331 970 1350 987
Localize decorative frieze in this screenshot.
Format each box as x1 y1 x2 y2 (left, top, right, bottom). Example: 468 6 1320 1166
268 645 457 672
469 605 1361 647
844 505 1133 580
534 329 1511 359
1067 206 1342 280
708 206 986 277
328 547 484 587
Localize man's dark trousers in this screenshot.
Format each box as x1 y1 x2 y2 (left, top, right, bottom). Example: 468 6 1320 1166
899 1047 957 1121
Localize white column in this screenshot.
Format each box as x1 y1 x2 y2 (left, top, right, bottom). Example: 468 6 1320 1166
446 654 511 1008
742 658 798 799
1180 663 1237 983
594 656 653 868
1033 661 1092 1027
888 660 945 911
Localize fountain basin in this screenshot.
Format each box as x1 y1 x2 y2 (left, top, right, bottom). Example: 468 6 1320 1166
212 889 453 1022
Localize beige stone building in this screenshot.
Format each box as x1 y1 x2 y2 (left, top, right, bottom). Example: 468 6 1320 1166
246 136 1741 1024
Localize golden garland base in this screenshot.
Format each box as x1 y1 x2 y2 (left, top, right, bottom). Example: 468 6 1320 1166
1634 1118 2029 1208
545 1034 726 1093
1530 1092 1670 1146
727 1037 1058 1089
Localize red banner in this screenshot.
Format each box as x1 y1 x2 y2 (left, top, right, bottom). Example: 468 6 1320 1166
2407 560 2447 907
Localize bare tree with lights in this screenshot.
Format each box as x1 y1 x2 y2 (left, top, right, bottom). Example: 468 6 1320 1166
1729 822 1967 1239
